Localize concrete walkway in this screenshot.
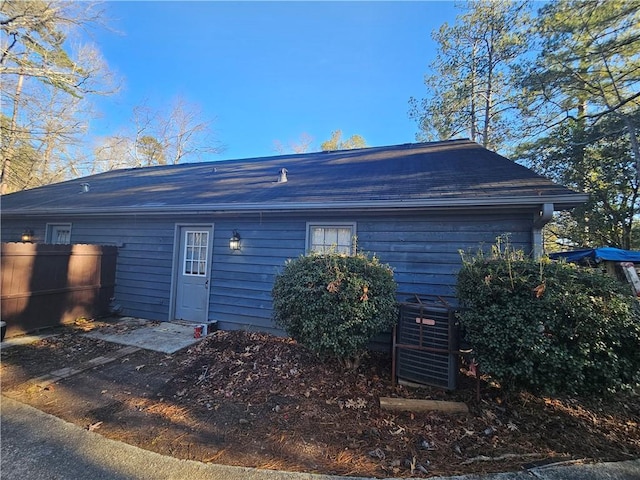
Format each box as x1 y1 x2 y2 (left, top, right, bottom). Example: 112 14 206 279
2 395 639 480
83 317 205 354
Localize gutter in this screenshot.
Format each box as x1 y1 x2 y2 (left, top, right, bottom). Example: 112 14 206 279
533 203 554 228
1 194 589 218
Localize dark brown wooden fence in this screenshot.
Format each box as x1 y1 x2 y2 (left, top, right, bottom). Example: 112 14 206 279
1 243 117 338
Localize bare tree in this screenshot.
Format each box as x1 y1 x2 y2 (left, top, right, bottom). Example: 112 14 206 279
273 132 315 154
91 135 134 174
164 97 223 164
90 97 224 173
1 0 116 192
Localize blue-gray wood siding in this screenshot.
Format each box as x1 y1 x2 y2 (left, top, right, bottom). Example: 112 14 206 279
1 211 533 333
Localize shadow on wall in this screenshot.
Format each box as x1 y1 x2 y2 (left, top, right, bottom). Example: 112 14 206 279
0 243 117 338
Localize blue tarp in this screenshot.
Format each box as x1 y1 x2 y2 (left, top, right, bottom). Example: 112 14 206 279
549 247 640 263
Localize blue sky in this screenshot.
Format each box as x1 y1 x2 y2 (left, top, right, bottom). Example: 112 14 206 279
93 1 460 161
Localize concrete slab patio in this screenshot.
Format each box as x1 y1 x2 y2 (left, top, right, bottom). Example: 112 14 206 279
83 317 205 354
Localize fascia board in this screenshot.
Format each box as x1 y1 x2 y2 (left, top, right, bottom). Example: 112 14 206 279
1 194 588 218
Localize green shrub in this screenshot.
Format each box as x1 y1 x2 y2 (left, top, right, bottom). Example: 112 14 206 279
272 252 398 367
457 244 640 396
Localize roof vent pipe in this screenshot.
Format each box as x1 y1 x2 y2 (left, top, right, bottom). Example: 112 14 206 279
80 182 90 193
277 168 288 183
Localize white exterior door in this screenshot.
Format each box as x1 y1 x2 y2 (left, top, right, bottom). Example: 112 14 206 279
174 226 212 322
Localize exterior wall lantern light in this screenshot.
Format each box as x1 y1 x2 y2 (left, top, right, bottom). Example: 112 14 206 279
229 230 241 251
21 228 34 243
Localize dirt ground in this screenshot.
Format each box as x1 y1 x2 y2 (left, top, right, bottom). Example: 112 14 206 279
1 318 639 478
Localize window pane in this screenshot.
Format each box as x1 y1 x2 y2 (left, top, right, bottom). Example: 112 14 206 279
56 229 70 244
183 230 209 276
312 228 324 247
337 228 351 248
48 225 72 244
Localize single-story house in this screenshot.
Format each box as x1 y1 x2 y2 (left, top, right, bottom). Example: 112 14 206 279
1 139 587 334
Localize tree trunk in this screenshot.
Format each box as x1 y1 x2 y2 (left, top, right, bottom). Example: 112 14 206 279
1 72 24 194
469 42 477 143
483 37 494 148
623 117 640 189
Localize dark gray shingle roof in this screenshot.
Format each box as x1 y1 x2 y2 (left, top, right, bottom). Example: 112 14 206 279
1 139 586 216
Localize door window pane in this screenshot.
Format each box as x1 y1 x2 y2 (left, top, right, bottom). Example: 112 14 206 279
183 230 209 275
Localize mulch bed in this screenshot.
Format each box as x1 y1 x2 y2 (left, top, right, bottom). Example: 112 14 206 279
1 320 638 478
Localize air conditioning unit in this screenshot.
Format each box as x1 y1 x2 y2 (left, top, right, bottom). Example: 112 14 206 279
393 296 460 390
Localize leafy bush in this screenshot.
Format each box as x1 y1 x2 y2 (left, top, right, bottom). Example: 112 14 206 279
457 243 640 396
272 253 398 367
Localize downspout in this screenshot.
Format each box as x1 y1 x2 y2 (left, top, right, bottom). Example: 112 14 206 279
532 203 554 259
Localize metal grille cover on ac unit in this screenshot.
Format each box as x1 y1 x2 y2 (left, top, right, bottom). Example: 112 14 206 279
393 297 460 390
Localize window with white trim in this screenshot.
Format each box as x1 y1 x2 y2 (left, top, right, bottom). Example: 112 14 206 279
46 223 72 244
307 223 355 255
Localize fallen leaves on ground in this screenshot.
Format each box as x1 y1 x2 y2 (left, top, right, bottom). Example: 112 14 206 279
1 326 638 478
155 330 639 477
